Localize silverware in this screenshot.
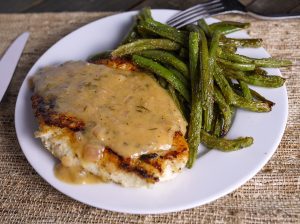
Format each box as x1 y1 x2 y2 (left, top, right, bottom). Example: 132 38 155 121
167 0 300 28
0 32 29 102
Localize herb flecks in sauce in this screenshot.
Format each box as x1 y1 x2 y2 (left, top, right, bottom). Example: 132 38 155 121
32 61 187 160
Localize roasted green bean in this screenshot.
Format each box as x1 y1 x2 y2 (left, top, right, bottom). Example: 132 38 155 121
201 130 253 151
223 68 286 88
189 32 200 85
168 84 189 121
220 36 263 48
187 83 202 167
186 31 202 168
214 87 233 135
138 50 189 77
209 21 249 34
202 29 214 132
197 19 211 37
137 19 188 45
213 65 236 104
231 83 275 107
233 94 271 112
165 65 189 87
217 58 256 71
238 80 252 100
132 55 190 102
213 113 223 137
218 50 292 67
179 48 188 60
111 39 180 57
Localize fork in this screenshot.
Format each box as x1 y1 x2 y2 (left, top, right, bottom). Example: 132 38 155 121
167 0 300 28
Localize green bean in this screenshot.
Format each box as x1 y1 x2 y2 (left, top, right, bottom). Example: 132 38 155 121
189 32 200 84
124 8 153 41
138 50 189 77
229 106 236 133
197 19 211 37
214 87 233 135
221 45 237 54
213 113 223 137
165 65 189 87
233 94 271 112
167 84 189 121
120 8 153 45
217 58 256 71
137 19 188 45
187 82 202 167
201 29 214 132
220 36 263 48
220 68 270 112
209 31 221 58
186 25 213 131
176 90 191 118
185 24 200 32
218 49 251 63
250 91 274 107
111 39 180 57
120 16 139 44
87 50 112 63
137 7 152 21
231 83 275 107
201 130 253 152
223 69 286 88
254 67 268 76
132 55 190 102
179 48 188 60
209 21 249 34
212 26 242 35
253 58 292 67
238 80 252 100
214 65 236 104
157 76 168 88
186 31 202 168
218 50 292 67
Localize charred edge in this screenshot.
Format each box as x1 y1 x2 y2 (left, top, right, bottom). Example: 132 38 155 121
160 131 188 160
105 148 159 183
31 95 85 132
139 153 162 173
139 153 158 160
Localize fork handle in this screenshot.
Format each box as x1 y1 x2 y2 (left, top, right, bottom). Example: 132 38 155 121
216 9 300 20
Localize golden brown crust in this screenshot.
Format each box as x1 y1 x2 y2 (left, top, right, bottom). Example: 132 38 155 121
90 58 139 71
31 95 85 131
98 131 189 184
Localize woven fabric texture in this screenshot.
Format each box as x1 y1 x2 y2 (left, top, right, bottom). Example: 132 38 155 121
0 12 299 223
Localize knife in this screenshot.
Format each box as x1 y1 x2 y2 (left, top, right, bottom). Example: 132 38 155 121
0 32 29 102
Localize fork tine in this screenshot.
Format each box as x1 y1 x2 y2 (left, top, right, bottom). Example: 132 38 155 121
167 3 223 27
174 6 225 28
166 0 221 23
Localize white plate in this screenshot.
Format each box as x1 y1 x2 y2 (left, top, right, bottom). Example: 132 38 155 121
15 10 288 214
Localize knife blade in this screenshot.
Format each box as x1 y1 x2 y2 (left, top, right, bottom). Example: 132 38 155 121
0 32 29 102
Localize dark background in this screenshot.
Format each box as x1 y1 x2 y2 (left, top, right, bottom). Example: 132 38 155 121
1 0 300 15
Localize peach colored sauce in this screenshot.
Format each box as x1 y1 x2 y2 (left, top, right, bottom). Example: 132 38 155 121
33 61 187 183
54 163 103 184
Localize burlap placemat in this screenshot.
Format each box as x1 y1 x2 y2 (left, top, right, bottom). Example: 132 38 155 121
0 12 299 223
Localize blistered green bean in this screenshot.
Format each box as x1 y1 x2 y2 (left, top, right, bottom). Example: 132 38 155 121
111 39 180 57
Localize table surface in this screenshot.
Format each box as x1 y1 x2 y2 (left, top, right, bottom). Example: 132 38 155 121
1 0 300 14
0 3 300 224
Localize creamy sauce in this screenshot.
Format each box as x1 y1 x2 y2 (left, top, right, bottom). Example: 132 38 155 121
32 61 187 160
54 163 103 184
